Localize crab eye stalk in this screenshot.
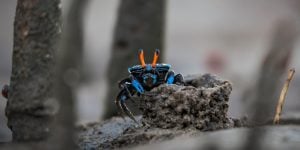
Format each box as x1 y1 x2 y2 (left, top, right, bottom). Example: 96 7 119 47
139 49 146 68
151 49 160 67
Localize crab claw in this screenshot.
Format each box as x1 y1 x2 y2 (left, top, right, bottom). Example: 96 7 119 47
115 89 139 124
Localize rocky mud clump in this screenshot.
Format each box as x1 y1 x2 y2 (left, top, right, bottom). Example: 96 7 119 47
77 74 243 149
140 74 234 130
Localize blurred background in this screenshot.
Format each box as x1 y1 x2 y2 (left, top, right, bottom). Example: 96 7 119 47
1 0 300 142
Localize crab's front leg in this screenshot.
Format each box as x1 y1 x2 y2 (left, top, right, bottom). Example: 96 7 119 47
166 70 184 85
115 78 141 124
115 89 139 124
130 75 144 95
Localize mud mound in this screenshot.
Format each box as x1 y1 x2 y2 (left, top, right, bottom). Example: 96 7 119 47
77 74 242 149
140 74 234 130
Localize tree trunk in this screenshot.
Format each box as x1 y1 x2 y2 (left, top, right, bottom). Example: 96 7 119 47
5 0 61 141
104 0 166 119
243 21 297 150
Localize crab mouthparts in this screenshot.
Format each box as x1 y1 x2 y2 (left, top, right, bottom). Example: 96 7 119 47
145 78 153 86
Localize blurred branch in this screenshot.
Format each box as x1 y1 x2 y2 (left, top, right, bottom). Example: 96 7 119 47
104 0 166 119
273 68 295 124
243 21 297 150
50 0 88 149
248 21 296 124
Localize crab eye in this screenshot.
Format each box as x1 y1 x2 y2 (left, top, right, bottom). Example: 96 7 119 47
139 49 146 68
151 49 160 67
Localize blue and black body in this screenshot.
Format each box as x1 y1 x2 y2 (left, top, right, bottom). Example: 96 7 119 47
115 49 184 123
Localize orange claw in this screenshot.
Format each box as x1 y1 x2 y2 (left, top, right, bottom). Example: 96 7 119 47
152 49 160 67
139 49 146 67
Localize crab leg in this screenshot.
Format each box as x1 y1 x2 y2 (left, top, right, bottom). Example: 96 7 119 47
115 90 127 120
123 82 136 104
115 89 139 124
166 70 175 84
120 99 139 124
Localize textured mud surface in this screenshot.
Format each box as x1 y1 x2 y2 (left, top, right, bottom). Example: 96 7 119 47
132 125 300 150
77 117 200 150
77 74 243 149
140 74 234 130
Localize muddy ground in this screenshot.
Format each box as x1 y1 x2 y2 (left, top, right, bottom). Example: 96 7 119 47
76 74 300 150
77 74 247 149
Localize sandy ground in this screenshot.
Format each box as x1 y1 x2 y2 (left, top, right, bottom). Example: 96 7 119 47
1 0 300 142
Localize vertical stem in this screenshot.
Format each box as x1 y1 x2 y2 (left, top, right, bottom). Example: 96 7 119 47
273 68 295 124
6 0 61 141
51 0 88 149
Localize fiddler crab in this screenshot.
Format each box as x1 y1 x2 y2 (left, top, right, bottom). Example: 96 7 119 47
116 49 184 123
